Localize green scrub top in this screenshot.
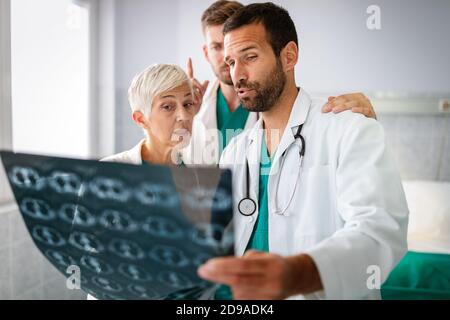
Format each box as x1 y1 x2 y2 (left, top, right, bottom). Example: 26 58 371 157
246 136 271 252
216 87 249 154
214 136 272 300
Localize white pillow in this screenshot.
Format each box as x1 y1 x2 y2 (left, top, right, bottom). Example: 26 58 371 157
402 180 450 254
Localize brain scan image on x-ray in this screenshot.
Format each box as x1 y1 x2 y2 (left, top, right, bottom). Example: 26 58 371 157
9 166 46 191
1 151 234 300
141 216 184 240
69 231 105 254
59 203 96 228
99 209 138 233
81 255 114 275
32 225 66 247
45 249 76 268
21 198 56 221
48 171 82 195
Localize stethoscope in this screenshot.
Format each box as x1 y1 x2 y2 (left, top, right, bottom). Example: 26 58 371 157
237 123 306 216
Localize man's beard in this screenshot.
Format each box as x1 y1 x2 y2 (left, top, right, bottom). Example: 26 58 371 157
214 65 233 86
236 59 286 112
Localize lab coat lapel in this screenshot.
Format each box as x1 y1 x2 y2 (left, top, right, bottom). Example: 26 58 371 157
246 121 263 205
268 89 312 216
196 79 220 131
244 112 259 131
271 89 312 167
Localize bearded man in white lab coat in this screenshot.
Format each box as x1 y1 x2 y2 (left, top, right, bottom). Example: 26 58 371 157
197 2 409 300
182 0 378 166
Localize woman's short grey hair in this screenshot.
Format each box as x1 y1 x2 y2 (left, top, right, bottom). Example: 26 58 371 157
128 64 192 116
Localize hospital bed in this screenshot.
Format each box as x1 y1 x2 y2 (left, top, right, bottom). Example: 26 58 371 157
381 180 450 300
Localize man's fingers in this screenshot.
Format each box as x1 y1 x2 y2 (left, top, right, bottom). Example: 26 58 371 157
332 100 359 113
324 95 361 113
232 290 268 300
323 96 336 111
233 286 278 300
352 106 376 119
203 258 269 275
198 257 268 278
190 79 202 100
202 80 210 93
334 92 364 101
243 250 266 258
199 271 264 288
351 106 367 116
336 93 372 107
232 281 286 300
191 78 203 93
187 57 194 79
197 271 237 285
329 96 348 107
191 79 208 108
197 268 254 286
322 103 332 113
232 274 268 288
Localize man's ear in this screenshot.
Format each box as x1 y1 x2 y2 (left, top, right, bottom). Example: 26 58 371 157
132 111 148 130
202 44 210 62
281 41 298 72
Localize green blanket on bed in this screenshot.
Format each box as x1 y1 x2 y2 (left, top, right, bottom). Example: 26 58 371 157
381 251 450 300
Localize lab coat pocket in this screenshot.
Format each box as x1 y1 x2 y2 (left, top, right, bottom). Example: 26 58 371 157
291 164 337 237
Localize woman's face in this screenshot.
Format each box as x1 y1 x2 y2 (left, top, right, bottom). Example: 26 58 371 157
144 82 196 148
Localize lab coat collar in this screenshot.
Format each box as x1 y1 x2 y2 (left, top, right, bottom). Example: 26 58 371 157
127 139 145 165
245 119 264 203
274 88 311 165
287 88 312 132
102 139 145 165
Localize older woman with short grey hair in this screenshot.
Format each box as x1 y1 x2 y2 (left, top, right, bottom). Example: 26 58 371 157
103 64 203 165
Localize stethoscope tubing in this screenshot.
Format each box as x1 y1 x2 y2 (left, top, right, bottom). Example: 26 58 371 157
238 123 305 216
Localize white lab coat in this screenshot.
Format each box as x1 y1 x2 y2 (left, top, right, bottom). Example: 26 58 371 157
101 139 145 165
219 89 409 300
182 79 258 165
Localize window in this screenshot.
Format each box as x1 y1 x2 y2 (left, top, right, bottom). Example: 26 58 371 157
11 0 90 158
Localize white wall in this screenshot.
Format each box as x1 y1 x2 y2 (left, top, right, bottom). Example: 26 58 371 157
285 0 450 95
114 0 182 151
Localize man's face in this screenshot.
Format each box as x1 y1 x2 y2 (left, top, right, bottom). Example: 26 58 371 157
203 24 233 86
224 23 286 112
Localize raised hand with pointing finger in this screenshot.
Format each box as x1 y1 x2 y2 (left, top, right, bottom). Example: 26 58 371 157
187 58 210 114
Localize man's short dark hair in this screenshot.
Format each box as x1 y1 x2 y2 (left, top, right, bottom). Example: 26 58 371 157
223 2 298 57
201 0 244 31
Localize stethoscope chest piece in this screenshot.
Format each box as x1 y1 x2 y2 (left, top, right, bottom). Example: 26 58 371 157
238 197 257 216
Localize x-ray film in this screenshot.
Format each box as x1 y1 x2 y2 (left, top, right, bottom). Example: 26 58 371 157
0 151 234 300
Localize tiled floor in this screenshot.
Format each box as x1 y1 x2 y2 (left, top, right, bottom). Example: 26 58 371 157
0 207 87 300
